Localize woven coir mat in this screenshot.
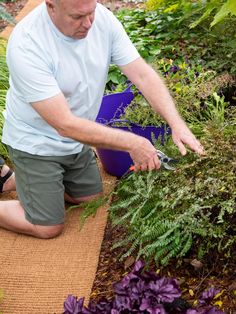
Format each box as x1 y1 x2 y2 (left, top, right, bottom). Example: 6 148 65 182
0 164 116 314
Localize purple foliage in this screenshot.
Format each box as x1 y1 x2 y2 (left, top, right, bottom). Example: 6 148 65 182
63 295 84 314
63 261 225 314
112 259 181 313
186 308 224 314
169 65 180 73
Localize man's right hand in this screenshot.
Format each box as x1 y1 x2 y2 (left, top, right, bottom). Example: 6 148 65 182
128 137 161 172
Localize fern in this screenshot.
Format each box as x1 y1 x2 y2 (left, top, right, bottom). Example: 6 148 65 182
109 118 236 266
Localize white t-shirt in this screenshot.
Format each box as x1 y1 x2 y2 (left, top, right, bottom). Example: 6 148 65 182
3 2 140 156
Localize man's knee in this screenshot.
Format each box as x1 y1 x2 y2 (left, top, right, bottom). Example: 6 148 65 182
34 223 64 239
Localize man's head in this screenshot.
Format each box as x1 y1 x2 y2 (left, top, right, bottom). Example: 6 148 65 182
45 0 97 39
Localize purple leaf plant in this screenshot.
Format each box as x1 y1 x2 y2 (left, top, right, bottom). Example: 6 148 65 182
63 260 225 314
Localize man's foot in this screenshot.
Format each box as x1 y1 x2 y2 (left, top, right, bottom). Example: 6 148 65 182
0 158 15 193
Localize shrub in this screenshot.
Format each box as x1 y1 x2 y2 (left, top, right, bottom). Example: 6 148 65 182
108 97 236 266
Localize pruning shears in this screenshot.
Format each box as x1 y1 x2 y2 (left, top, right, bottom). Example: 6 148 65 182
129 149 178 172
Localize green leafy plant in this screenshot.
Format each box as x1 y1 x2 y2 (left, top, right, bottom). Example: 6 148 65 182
0 39 10 158
106 64 127 92
109 119 235 266
119 93 164 127
190 0 236 28
118 61 235 129
113 4 236 77
145 0 236 28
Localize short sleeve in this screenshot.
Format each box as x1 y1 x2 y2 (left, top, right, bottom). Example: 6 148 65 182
110 13 140 66
7 46 61 103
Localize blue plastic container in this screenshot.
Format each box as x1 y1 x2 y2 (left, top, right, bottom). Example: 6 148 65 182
96 87 170 177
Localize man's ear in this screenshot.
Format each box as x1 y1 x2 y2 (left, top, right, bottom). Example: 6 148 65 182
45 0 56 13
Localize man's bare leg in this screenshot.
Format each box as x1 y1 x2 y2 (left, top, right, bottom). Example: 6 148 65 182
0 165 63 238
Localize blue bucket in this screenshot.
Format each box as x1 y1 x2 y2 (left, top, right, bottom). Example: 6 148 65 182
96 87 170 177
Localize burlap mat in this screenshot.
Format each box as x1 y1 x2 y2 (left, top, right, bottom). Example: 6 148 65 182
0 165 116 314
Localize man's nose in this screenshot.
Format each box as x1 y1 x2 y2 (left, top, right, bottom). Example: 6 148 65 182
82 16 92 29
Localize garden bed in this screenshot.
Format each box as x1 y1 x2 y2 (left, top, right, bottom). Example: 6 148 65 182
1 1 236 313
89 82 236 313
90 219 236 312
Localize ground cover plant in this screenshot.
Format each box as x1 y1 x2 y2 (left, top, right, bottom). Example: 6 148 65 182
64 260 225 314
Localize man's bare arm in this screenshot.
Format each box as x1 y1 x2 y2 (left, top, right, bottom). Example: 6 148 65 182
32 93 160 171
120 57 204 155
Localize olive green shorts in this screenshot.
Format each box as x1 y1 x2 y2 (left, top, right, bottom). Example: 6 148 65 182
8 145 103 226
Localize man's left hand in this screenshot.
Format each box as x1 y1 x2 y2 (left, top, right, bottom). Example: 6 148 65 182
171 124 205 156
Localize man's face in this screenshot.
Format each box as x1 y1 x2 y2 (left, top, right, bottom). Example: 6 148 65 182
46 0 97 39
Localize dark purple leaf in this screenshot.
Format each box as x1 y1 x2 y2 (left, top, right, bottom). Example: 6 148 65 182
63 261 225 314
63 295 84 314
140 297 167 314
169 65 180 73
148 277 181 303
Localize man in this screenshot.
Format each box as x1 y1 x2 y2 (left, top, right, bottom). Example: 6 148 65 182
0 0 204 239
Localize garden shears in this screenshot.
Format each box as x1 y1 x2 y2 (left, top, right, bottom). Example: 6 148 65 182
129 149 178 172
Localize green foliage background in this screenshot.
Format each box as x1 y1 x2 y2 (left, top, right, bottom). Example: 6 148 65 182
0 39 9 158
106 0 236 88
145 0 236 28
